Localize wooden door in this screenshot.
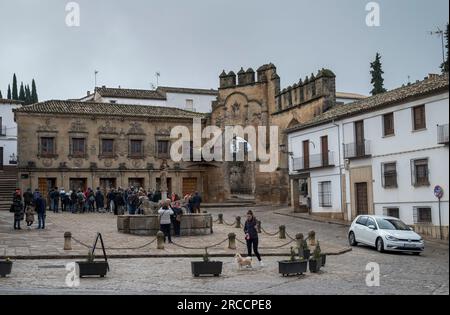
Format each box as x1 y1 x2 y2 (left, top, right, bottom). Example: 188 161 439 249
355 182 368 215
355 121 365 156
303 140 310 169
321 136 329 166
0 147 3 170
182 178 197 196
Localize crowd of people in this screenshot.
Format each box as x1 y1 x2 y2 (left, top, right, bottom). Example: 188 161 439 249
9 186 203 231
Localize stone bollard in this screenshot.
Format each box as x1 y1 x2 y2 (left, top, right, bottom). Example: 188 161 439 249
218 213 223 224
256 220 262 233
156 231 165 250
308 230 316 247
296 233 304 257
64 232 72 251
228 233 237 250
202 210 208 214
279 225 286 239
235 216 241 229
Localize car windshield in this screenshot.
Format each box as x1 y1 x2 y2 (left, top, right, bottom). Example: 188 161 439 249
376 218 410 231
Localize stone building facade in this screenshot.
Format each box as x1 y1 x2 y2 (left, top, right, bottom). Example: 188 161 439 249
13 101 224 202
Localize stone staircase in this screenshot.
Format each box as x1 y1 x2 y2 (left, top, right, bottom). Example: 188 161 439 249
0 166 18 211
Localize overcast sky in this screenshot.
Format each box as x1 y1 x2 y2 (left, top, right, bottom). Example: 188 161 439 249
0 0 448 101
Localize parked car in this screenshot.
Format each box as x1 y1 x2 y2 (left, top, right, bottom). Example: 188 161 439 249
348 215 424 255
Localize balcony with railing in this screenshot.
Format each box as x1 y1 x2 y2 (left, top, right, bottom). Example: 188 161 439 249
292 152 335 171
438 124 449 145
344 140 371 159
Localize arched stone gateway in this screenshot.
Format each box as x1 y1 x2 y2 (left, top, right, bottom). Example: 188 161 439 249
117 213 213 236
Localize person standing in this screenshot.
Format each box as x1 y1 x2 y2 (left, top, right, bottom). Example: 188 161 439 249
171 201 183 237
23 188 33 208
114 188 125 215
11 189 24 230
60 188 67 212
158 200 174 243
53 187 60 213
244 210 263 267
107 189 115 214
95 188 104 212
35 192 47 229
70 190 77 213
192 192 202 214
25 204 35 229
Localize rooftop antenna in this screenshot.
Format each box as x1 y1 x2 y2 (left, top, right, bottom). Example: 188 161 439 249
94 70 99 89
155 72 161 87
429 27 445 65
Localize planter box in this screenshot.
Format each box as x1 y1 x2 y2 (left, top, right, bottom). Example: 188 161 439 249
278 260 308 277
321 254 327 267
191 261 223 277
309 259 321 273
76 261 109 278
0 261 12 278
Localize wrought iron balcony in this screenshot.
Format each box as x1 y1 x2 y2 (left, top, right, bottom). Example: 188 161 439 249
438 124 449 145
344 141 371 159
292 152 335 171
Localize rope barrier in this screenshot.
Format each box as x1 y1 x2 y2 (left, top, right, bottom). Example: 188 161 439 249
235 237 296 250
170 238 229 250
260 227 279 236
71 236 157 251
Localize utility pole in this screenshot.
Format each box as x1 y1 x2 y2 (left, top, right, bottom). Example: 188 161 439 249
429 28 445 65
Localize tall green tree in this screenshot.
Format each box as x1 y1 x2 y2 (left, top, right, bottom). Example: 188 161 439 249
7 85 11 99
370 52 387 95
25 85 32 105
19 82 26 102
0 90 2 99
31 79 38 103
12 74 18 100
441 23 449 73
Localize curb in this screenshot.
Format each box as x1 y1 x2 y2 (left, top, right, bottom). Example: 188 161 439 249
274 211 351 227
1 248 352 261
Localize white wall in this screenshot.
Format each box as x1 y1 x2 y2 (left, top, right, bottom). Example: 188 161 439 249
100 97 167 107
0 103 21 165
165 92 216 113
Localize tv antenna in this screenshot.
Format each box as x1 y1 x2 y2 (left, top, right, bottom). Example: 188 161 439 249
429 27 445 64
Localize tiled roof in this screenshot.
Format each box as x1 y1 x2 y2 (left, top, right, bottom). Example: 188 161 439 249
287 73 449 133
0 99 24 105
13 100 206 119
96 87 167 100
157 86 218 96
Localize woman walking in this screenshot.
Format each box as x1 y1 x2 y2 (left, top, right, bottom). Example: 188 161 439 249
244 210 263 267
158 199 174 243
11 189 24 230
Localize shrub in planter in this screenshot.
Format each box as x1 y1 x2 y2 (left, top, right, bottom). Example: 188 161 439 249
309 242 322 273
278 247 308 277
0 258 13 278
191 248 223 277
76 250 109 278
302 240 311 260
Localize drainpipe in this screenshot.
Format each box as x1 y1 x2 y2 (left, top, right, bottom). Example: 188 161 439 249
332 120 344 220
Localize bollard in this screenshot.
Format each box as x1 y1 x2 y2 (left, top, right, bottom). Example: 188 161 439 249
256 220 262 233
228 233 237 250
279 225 286 239
64 232 72 251
296 233 304 257
156 231 165 250
218 213 223 224
308 230 316 247
235 216 241 229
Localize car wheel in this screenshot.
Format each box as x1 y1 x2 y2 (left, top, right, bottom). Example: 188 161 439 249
376 237 385 253
348 232 357 246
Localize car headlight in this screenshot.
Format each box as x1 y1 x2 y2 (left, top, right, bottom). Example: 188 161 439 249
386 235 399 241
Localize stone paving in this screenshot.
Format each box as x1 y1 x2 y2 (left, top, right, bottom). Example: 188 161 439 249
0 207 349 258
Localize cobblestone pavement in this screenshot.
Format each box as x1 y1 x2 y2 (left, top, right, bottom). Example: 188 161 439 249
0 206 448 295
0 207 349 258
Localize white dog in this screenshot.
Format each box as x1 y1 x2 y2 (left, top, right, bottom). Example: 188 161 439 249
234 253 253 269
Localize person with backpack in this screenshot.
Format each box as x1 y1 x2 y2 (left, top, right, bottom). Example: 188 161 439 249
158 199 174 243
87 188 95 212
77 190 85 213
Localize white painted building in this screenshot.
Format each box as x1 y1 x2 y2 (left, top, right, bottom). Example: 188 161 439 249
0 99 23 167
78 86 218 113
287 74 449 239
336 92 367 105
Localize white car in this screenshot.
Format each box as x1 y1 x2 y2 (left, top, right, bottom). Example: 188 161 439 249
348 215 424 255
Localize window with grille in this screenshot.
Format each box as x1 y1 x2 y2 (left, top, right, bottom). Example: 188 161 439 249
318 181 332 207
413 207 432 224
40 137 55 156
130 140 143 157
383 207 400 218
382 162 397 188
411 158 429 187
71 138 86 157
383 112 395 136
101 139 114 156
413 105 426 131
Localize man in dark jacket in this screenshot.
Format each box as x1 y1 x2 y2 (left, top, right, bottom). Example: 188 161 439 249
114 189 125 215
52 187 60 213
35 192 47 229
192 192 202 213
12 189 24 230
171 201 183 237
23 188 33 207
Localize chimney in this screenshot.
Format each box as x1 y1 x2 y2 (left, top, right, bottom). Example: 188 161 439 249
428 73 439 80
87 91 91 96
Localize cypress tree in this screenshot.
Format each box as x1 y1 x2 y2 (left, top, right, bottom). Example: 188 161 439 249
19 82 26 102
31 79 38 103
442 23 449 73
7 85 11 99
370 52 387 95
12 74 18 100
25 85 31 105
0 90 2 99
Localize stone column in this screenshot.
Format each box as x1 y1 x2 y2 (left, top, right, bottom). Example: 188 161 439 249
279 225 286 239
228 233 236 250
156 231 165 249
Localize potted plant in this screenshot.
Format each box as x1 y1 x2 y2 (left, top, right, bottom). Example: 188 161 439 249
76 250 109 278
0 258 13 278
302 239 311 260
309 242 322 273
278 247 308 277
191 248 223 277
